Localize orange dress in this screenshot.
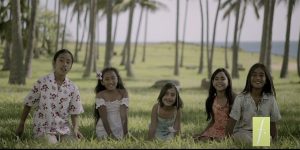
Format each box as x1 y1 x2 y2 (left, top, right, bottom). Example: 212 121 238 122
201 98 229 139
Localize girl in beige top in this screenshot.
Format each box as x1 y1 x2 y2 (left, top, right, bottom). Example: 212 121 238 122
226 63 281 144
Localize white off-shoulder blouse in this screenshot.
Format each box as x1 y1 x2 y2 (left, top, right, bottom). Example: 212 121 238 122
95 97 129 139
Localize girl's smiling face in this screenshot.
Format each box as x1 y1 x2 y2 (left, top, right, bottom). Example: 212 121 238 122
251 67 266 89
101 70 118 90
162 87 177 107
213 71 228 92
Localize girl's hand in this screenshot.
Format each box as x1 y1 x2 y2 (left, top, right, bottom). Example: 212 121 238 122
73 129 84 139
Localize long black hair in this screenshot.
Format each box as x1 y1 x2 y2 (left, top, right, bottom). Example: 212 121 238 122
94 67 126 124
242 63 276 97
205 68 235 121
157 83 183 109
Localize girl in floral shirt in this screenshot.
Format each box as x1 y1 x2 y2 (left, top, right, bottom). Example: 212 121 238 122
16 49 84 144
193 68 236 141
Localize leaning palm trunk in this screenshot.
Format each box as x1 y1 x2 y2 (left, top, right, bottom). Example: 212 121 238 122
174 0 180 76
180 0 189 68
297 30 300 77
125 0 135 77
208 0 220 79
132 7 144 64
198 0 204 74
25 0 38 78
83 0 96 78
231 0 240 79
280 0 294 78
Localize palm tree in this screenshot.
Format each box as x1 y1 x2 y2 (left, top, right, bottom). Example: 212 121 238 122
9 0 25 85
104 0 113 68
224 11 230 69
208 0 221 79
0 2 12 71
41 0 48 49
2 41 11 71
297 30 300 78
55 0 61 52
125 0 135 77
222 0 259 78
198 0 204 74
79 7 89 62
61 3 69 49
206 0 210 75
280 0 295 78
174 0 180 76
180 0 189 68
24 0 38 78
132 3 144 64
259 0 274 72
265 0 275 72
83 0 97 78
231 0 241 78
142 7 148 62
140 0 166 62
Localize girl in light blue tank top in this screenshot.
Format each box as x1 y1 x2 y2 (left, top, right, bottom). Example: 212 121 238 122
155 106 178 140
148 83 183 141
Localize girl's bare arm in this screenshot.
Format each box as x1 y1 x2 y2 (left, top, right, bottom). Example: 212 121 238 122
148 104 158 140
16 105 31 137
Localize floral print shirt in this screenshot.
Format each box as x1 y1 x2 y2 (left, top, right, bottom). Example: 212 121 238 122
201 97 229 138
24 73 84 137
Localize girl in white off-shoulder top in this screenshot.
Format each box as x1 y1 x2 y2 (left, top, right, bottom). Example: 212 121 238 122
94 67 129 140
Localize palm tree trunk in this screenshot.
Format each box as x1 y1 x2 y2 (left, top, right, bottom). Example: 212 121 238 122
61 6 69 49
280 0 294 78
104 0 113 68
237 2 246 47
120 42 127 66
259 0 269 64
198 0 204 74
25 0 38 78
180 0 189 68
2 41 11 71
55 1 61 52
83 32 90 67
9 0 25 85
79 7 89 54
224 14 230 69
83 0 96 78
231 0 240 79
297 30 300 77
111 12 119 58
208 0 221 79
174 0 180 76
206 0 210 78
142 8 148 63
74 11 80 62
266 0 275 72
125 0 135 77
42 0 48 48
132 7 144 64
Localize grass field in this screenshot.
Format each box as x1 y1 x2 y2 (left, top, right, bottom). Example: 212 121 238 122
0 43 299 148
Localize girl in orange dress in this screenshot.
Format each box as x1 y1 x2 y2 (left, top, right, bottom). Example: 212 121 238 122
193 68 236 141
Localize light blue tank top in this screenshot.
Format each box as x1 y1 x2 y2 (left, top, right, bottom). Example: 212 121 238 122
155 106 177 140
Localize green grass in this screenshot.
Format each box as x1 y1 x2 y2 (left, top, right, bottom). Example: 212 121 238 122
0 42 299 148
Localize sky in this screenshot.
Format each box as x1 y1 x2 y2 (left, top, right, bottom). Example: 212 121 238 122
41 0 300 43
